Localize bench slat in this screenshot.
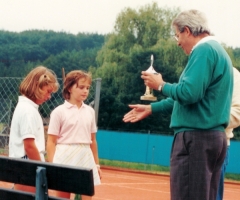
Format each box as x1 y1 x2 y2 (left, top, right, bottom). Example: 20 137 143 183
0 156 94 195
0 188 35 200
0 188 67 200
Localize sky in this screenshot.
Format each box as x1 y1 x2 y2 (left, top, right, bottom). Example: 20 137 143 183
0 0 239 48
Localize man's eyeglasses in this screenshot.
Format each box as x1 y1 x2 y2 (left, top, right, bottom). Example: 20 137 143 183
173 35 178 41
173 28 185 42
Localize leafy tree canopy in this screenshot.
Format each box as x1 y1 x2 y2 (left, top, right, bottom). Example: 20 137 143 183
94 3 186 133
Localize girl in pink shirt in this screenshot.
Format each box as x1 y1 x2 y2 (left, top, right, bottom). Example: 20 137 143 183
47 70 101 200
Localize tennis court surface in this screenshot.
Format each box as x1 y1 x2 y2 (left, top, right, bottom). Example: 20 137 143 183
1 167 239 199
92 167 240 200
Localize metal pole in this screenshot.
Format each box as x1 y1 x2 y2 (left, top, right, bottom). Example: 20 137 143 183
94 78 102 126
152 146 155 170
7 100 12 127
36 167 48 200
145 130 150 170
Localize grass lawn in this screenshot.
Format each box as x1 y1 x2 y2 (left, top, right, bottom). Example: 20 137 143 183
100 159 240 182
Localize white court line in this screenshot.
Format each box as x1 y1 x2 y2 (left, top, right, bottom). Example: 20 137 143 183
103 172 167 182
101 182 167 185
93 197 114 200
101 183 169 194
224 188 240 193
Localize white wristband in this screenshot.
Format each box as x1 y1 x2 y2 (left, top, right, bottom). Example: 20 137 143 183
96 164 100 169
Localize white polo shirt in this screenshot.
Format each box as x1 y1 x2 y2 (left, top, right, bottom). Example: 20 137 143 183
9 96 45 161
48 100 97 144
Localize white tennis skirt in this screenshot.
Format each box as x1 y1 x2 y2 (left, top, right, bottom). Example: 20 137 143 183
53 143 101 185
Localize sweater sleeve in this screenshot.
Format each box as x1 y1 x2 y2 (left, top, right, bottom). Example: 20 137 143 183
162 44 215 105
151 97 174 115
227 68 240 129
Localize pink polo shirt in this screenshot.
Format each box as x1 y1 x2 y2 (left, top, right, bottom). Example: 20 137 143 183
48 100 97 144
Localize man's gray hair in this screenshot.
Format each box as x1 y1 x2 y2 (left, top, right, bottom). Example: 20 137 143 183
172 9 211 36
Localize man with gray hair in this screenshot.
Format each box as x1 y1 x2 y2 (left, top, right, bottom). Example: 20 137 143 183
123 9 233 200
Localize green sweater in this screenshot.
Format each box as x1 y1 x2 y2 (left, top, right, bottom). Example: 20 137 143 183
151 39 233 134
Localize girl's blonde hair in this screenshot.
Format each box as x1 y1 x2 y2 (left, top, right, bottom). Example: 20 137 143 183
63 70 92 100
19 66 59 102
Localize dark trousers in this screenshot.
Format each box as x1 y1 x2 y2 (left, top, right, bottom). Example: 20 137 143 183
170 131 227 200
216 146 229 200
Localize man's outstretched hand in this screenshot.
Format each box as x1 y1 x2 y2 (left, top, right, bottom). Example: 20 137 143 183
123 104 152 123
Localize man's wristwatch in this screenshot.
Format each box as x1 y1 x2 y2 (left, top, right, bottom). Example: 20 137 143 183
158 82 165 91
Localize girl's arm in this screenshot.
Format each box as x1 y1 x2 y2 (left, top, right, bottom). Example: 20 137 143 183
24 138 41 160
46 134 58 162
90 133 102 178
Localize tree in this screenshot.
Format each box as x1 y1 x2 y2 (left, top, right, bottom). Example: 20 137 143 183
0 30 105 77
94 3 186 133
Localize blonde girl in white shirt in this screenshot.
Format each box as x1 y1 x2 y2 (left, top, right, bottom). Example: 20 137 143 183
9 66 59 193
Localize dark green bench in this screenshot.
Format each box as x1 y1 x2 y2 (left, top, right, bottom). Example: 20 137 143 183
0 155 94 200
